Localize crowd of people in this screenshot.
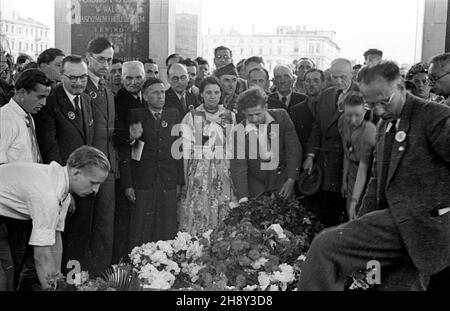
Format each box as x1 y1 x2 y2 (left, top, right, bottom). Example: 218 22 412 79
0 39 449 291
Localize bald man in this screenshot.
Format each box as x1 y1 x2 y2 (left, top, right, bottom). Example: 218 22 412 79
268 65 307 112
302 58 358 227
164 63 199 118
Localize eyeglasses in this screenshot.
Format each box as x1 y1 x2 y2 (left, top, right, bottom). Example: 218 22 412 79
124 76 143 82
63 74 88 83
90 54 113 65
215 55 230 60
428 71 450 84
365 93 395 110
170 75 188 83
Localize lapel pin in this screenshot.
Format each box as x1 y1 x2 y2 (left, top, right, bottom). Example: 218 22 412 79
395 131 406 143
188 105 195 111
161 121 168 128
89 91 97 99
89 120 94 126
399 146 405 152
68 111 76 120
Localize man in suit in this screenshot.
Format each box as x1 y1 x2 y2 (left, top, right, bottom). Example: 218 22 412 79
120 78 184 248
247 67 270 94
165 63 198 119
84 37 118 276
230 87 302 203
215 63 240 112
268 65 307 113
112 60 146 262
298 61 450 291
34 55 95 272
302 58 357 227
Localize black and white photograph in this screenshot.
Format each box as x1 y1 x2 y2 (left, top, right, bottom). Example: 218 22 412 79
0 0 449 302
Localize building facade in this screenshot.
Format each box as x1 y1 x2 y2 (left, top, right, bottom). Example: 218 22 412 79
0 10 51 59
202 26 341 73
175 0 202 59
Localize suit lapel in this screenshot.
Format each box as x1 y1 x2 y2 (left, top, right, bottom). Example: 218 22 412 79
58 87 85 138
325 89 342 133
387 95 413 186
81 94 94 144
86 78 108 121
376 121 387 194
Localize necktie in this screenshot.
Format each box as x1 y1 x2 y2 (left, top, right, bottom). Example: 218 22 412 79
25 114 42 163
154 112 161 120
281 96 288 107
73 96 84 130
180 95 187 112
379 120 397 209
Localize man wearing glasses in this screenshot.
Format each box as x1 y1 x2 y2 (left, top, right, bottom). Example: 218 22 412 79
298 61 450 291
35 55 95 275
429 53 450 107
84 37 118 277
164 63 198 118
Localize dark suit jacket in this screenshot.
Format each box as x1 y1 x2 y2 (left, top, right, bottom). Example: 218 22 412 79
119 107 184 191
35 84 94 165
230 109 302 200
267 92 307 111
359 94 450 275
307 83 359 192
85 77 118 175
164 87 199 119
290 97 316 159
114 87 146 150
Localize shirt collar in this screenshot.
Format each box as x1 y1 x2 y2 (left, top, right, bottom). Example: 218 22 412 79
62 85 79 103
277 91 292 104
88 70 100 89
7 98 28 123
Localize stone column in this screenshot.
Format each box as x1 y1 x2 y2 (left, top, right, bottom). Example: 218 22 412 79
421 0 449 61
54 0 72 55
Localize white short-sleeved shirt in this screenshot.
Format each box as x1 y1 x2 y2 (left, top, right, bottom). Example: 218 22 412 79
0 161 71 246
0 98 36 164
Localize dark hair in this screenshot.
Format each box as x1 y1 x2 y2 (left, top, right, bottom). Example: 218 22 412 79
180 58 198 70
142 77 165 92
16 54 32 65
15 68 51 91
199 76 223 94
248 67 269 81
214 46 232 58
244 56 265 68
406 62 428 81
67 146 110 172
165 53 183 66
112 58 123 65
87 37 114 54
353 64 363 71
357 61 401 85
194 57 209 67
22 61 39 71
236 59 246 72
237 87 267 112
343 91 365 107
37 48 65 66
363 48 383 60
304 68 324 82
142 58 156 65
430 52 450 68
297 57 315 68
61 55 85 71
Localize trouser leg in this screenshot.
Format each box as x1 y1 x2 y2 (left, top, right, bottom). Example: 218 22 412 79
0 223 14 291
298 209 427 291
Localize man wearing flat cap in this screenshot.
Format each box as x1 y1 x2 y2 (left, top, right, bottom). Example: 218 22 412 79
215 63 239 113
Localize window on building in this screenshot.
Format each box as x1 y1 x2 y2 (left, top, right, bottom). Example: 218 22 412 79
294 47 299 53
5 24 8 33
316 44 321 53
45 31 48 37
11 25 14 33
26 43 28 51
25 28 28 35
309 44 315 54
40 30 43 37
277 47 282 55
19 42 22 51
259 48 263 55
240 48 244 55
31 29 33 36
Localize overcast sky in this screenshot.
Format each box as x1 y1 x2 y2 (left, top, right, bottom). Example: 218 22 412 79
1 0 423 65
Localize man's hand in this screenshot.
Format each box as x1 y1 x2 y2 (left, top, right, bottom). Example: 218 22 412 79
302 156 314 175
68 194 76 215
129 122 143 141
279 178 295 200
124 187 136 204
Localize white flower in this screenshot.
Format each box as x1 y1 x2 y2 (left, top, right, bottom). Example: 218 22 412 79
73 271 89 286
269 284 279 291
149 250 168 266
258 272 271 290
243 285 258 291
202 230 213 241
186 241 203 260
156 240 174 256
172 232 191 252
268 224 287 239
272 264 295 284
297 255 307 262
252 258 268 270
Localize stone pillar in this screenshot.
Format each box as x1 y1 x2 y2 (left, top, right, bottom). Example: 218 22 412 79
421 0 449 61
54 0 71 55
149 0 176 84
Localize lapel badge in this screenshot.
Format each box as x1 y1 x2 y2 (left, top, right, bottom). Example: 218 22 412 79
395 131 406 143
89 91 98 99
188 105 195 111
68 111 76 120
399 146 405 152
161 121 168 128
89 120 94 126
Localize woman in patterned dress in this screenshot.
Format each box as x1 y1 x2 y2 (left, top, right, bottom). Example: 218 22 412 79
179 76 237 235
